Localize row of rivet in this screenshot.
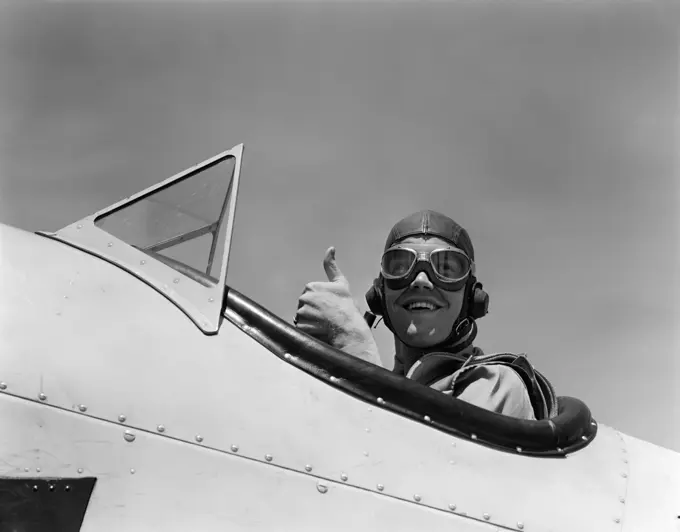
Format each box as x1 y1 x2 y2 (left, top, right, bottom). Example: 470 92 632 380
122 428 203 443
32 484 71 492
615 430 628 525
313 476 527 529
25 466 84 474
85 252 218 304
372 397 540 456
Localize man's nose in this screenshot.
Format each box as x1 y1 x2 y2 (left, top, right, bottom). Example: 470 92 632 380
410 271 434 289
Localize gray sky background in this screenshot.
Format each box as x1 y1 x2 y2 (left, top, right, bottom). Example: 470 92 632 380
0 2 677 451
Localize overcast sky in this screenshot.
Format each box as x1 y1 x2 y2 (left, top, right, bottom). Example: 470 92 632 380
0 2 677 451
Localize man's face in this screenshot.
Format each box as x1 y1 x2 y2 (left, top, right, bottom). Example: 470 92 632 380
383 236 466 348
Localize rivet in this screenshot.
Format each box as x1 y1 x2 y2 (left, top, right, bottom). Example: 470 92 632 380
284 353 292 360
65 485 71 491
38 393 47 401
0 382 6 390
365 428 371 433
130 468 135 474
63 295 68 299
377 483 384 491
621 472 627 478
24 467 29 472
231 444 239 453
173 278 180 284
316 481 329 494
448 503 456 511
377 397 385 405
305 464 313 472
340 473 348 481
368 408 373 412
195 435 204 443
49 484 55 491
76 224 82 229
78 404 87 412
363 451 369 457
124 430 136 442
471 433 478 440
517 523 524 530
208 297 214 302
623 459 628 464
557 447 564 454
36 467 41 473
413 494 421 502
516 446 523 453
581 435 588 441
619 497 625 503
424 415 431 423
77 468 83 474
140 260 146 265
157 425 165 433
449 460 456 465
483 513 490 520
330 376 338 383
118 414 126 423
107 242 113 247
451 442 456 447
32 485 38 492
265 454 273 462
614 518 620 523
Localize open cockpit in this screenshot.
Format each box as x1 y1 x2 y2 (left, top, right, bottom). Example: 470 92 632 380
37 143 596 458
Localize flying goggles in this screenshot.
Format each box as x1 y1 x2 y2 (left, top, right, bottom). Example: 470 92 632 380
380 245 474 290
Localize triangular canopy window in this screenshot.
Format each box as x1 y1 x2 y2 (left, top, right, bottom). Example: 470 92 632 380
94 156 235 287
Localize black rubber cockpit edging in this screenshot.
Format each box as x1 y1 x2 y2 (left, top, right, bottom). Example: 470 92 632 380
224 288 597 457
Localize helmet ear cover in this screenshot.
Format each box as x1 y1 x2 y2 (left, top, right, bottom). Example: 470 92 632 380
365 276 385 317
468 279 489 319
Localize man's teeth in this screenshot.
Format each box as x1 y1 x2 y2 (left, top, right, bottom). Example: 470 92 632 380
406 302 437 311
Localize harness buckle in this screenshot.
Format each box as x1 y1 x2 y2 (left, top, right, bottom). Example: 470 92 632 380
455 317 471 336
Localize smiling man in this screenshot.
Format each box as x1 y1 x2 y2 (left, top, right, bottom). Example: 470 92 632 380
294 210 557 420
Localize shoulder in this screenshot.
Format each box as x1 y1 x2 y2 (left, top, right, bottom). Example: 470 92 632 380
455 364 536 420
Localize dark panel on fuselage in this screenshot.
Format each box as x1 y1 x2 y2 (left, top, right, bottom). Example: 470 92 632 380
0 477 96 532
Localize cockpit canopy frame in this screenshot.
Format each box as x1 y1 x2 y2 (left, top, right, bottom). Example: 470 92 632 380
38 144 244 334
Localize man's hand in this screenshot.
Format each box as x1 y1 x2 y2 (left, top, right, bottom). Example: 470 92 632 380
294 247 382 366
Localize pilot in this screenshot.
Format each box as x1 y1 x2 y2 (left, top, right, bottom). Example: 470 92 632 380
294 210 557 420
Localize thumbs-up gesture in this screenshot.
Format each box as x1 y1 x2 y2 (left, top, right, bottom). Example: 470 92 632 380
294 247 382 366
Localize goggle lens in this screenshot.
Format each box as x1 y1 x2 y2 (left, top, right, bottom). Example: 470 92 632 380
381 249 415 278
430 250 469 280
381 248 471 283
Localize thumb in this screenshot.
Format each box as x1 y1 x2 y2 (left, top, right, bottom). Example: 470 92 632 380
323 246 347 284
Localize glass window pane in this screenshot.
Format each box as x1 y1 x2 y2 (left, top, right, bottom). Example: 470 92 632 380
94 156 235 285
